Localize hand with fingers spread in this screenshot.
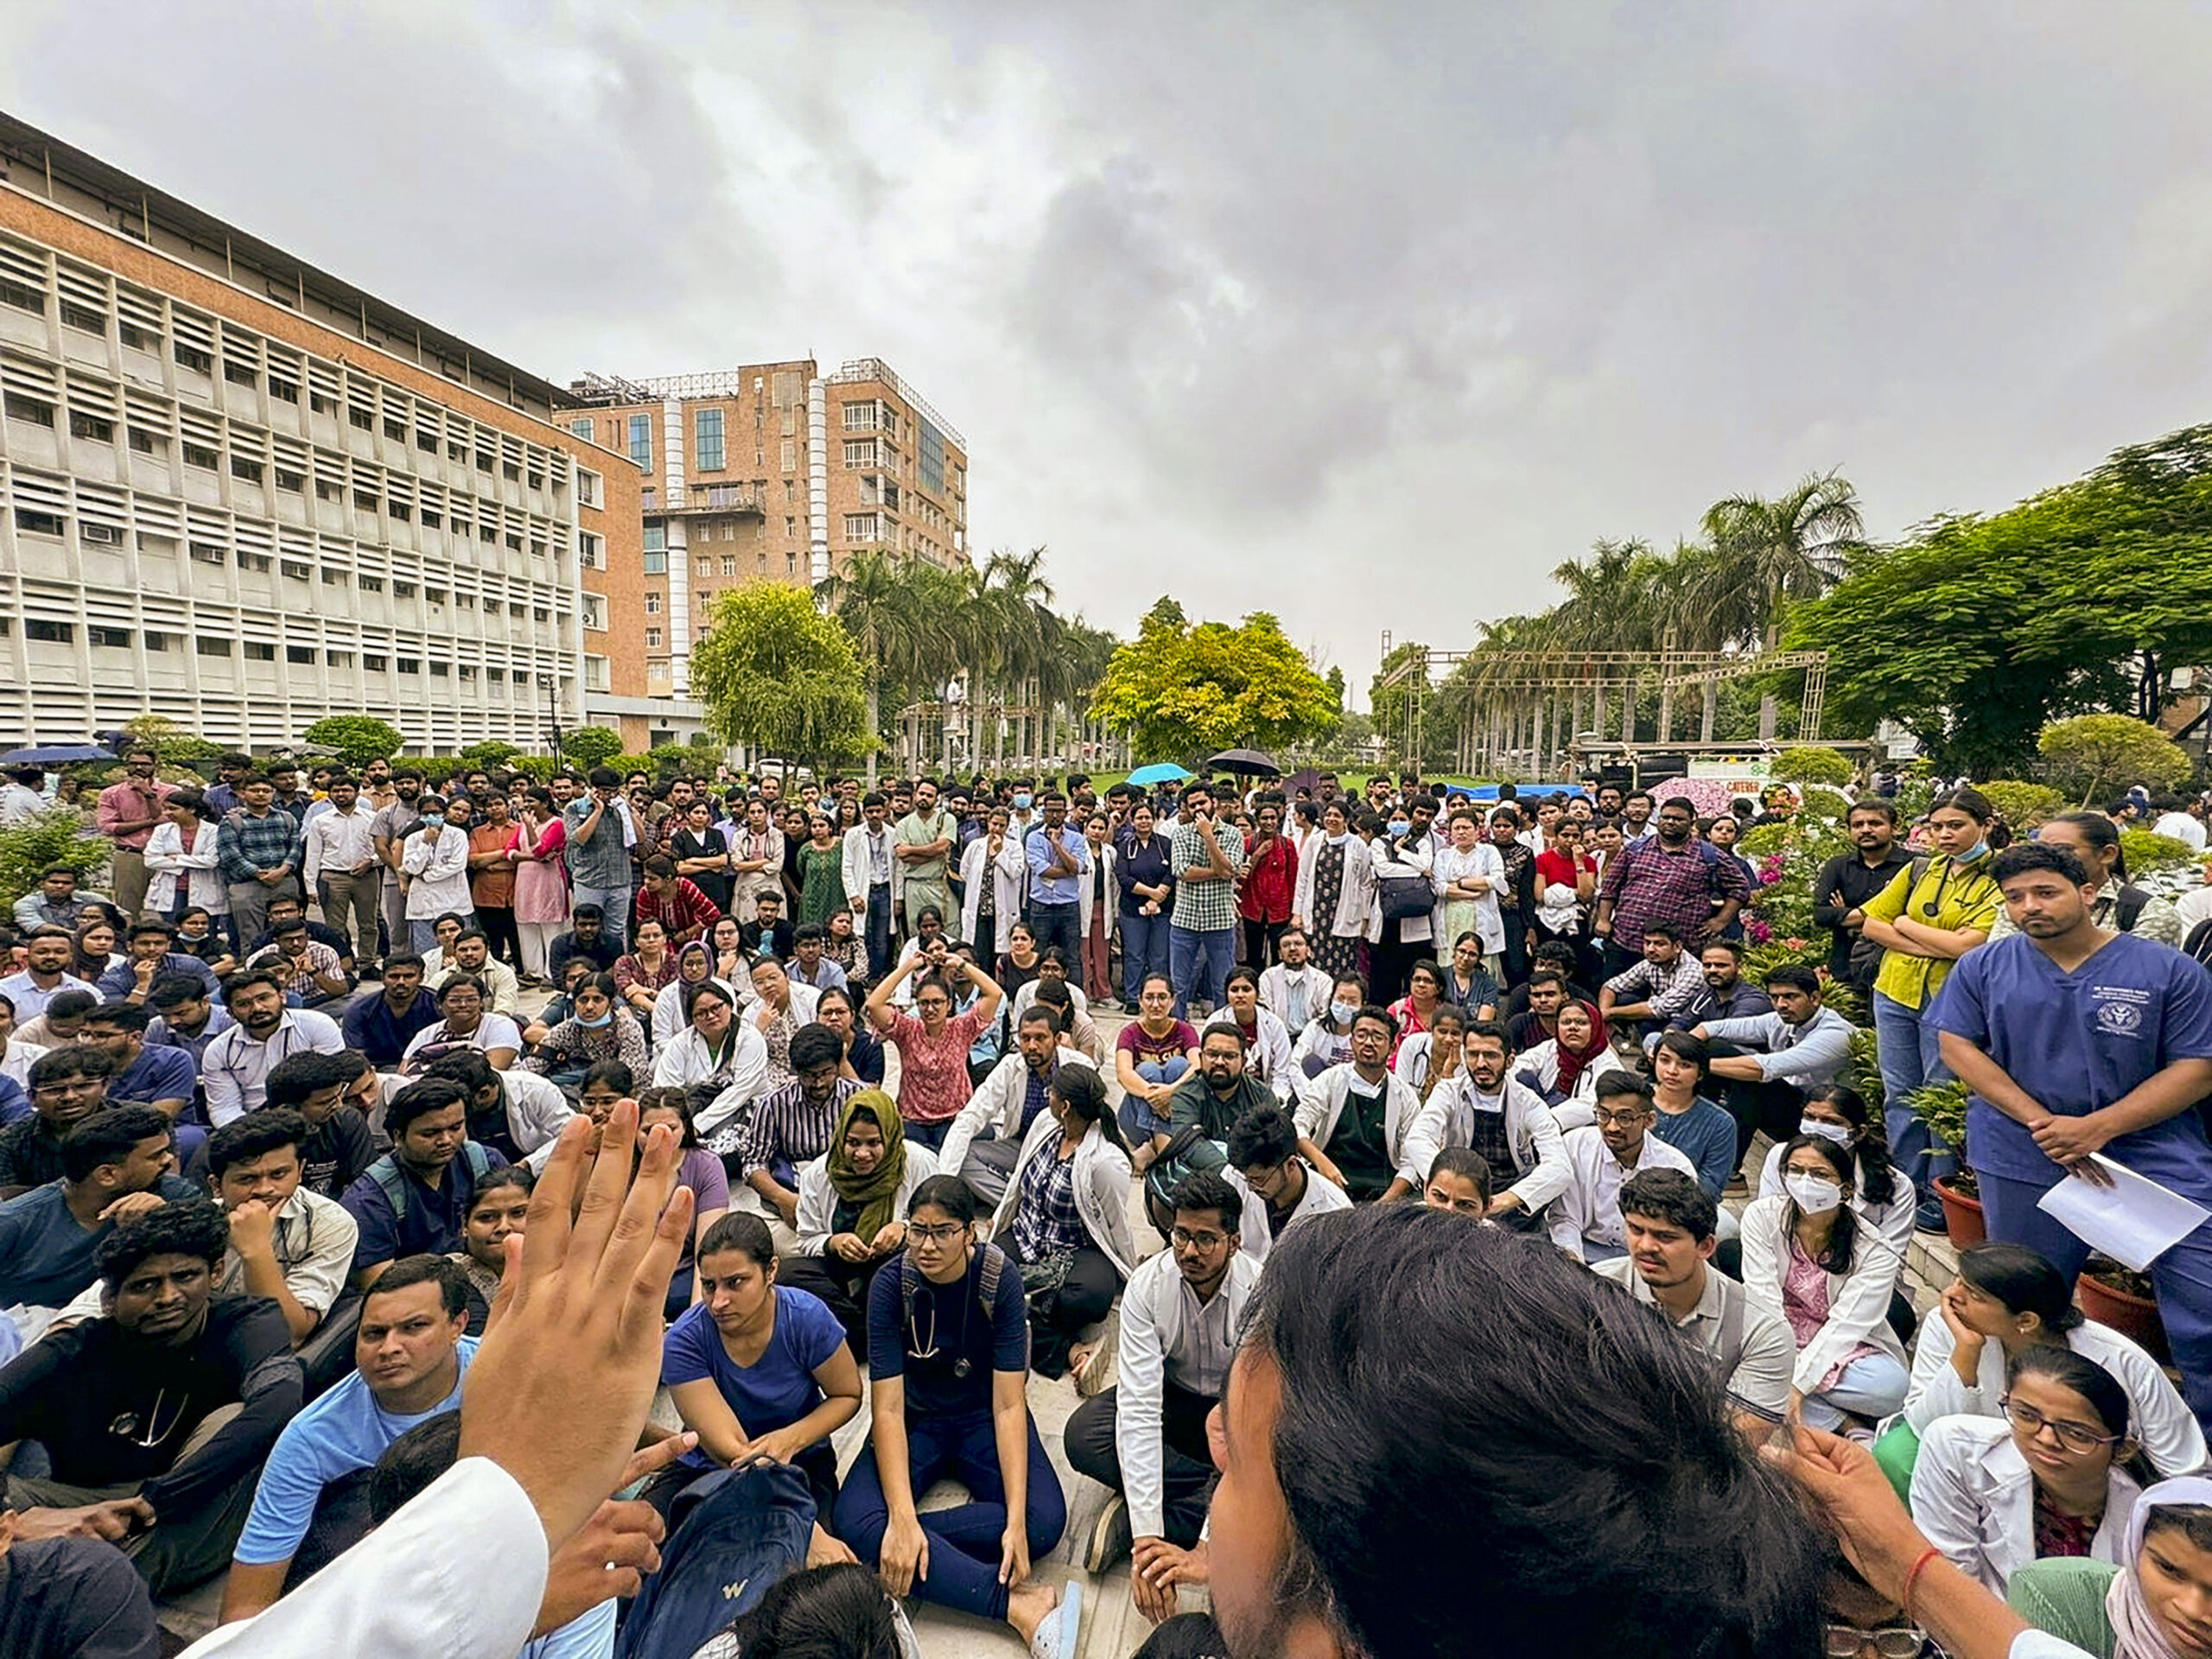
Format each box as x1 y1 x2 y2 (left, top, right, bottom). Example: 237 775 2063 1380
459 1098 696 1559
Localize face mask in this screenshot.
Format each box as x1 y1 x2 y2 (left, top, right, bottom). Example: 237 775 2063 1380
578 1011 613 1028
1388 819 1410 837
1955 842 1989 863
1329 998 1359 1026
420 812 444 827
1784 1173 1844 1216
1798 1117 1854 1147
1013 793 1033 810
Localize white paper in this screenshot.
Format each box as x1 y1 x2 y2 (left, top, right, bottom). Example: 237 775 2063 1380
2037 1154 2212 1273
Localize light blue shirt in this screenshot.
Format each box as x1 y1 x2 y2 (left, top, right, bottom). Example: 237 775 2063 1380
1023 823 1091 907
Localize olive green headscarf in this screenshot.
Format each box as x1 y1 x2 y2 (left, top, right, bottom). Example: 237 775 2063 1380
827 1089 908 1241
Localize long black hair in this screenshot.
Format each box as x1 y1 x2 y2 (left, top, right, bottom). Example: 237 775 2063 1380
1802 1084 1900 1211
1779 1134 1860 1274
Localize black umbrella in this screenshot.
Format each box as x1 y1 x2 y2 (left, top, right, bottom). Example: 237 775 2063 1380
1205 749 1281 777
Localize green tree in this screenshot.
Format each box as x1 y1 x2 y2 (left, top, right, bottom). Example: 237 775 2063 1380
118 715 220 768
1790 423 2212 776
691 582 868 763
1770 747 1854 787
2037 714 2194 806
1977 779 2069 830
1089 601 1337 760
561 728 625 771
302 715 405 771
0 806 109 909
1692 472 1867 651
457 740 523 769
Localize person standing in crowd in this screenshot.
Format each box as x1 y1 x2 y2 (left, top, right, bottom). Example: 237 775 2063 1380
1985 812 2185 950
1236 800 1297 973
507 786 569 986
96 747 173 924
841 791 902 980
146 792 226 931
1364 805 1437 1007
1078 810 1118 1008
1859 784 2003 1228
894 779 957 944
957 804 1023 963
396 797 471 955
1116 801 1174 1007
1813 799 1913 994
1433 807 1504 981
300 775 378 976
727 798 785 927
1289 800 1373 987
562 768 634 952
461 791 519 969
1024 789 1093 969
1165 783 1243 1020
216 774 303 953
1592 795 1749 980
1935 840 2212 1431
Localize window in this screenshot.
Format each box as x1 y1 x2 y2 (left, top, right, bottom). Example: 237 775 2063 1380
348 404 374 430
118 320 157 350
89 626 131 648
68 411 114 442
584 655 610 693
4 393 54 426
842 439 874 467
842 401 877 430
628 415 651 467
128 427 162 454
174 343 213 374
327 650 353 668
569 417 594 440
244 641 277 661
364 654 387 671
25 619 72 643
286 645 315 664
196 635 232 656
237 550 272 574
696 556 712 577
780 439 796 472
576 531 602 569
225 361 259 387
384 417 407 441
269 378 298 403
0 277 41 313
143 631 168 652
581 594 607 631
843 513 880 543
80 522 120 544
646 627 663 648
232 456 264 484
282 560 312 582
60 301 106 334
275 468 303 492
575 467 601 507
181 442 219 469
393 580 417 598
695 408 724 471
721 556 737 577
784 516 796 540
358 575 385 593
645 592 662 614
15 509 63 536
397 657 421 675
189 540 226 564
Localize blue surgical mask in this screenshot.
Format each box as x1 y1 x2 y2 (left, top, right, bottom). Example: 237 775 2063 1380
1013 793 1033 810
1330 998 1359 1026
1388 819 1410 837
578 1011 613 1029
420 812 444 827
1955 842 1989 863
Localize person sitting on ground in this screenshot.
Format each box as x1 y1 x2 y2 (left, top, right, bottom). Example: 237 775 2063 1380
397 975 522 1074
518 969 650 1088
1293 1005 1428 1203
175 1109 355 1347
248 1050 378 1203
1065 1170 1257 1617
1911 1345 2145 1596
1591 1168 1795 1426
338 1079 511 1289
1691 963 1859 1163
416 1047 575 1174
421 927 519 1016
651 940 734 1046
0 1498 162 1659
785 921 849 995
1391 1004 1467 1101
0 1106 197 1318
444 1164 531 1332
1902 1240 2204 1479
1646 1032 1742 1206
635 1089 730 1313
1256 926 1332 1043
1223 1103 1351 1261
1215 967 1294 1100
10 986 98 1052
546 904 620 983
1665 938 1772 1036
1115 973 1203 1160
1739 1133 1910 1432
201 971 346 1127
1418 1020 1569 1230
98 918 220 1004
1514 997 1629 1131
0 1044 118 1198
338 952 440 1071
658 978 772 1147
521 953 598 1050
734 1023 862 1248
648 1211 863 1542
741 890 796 963
1751 1081 1920 1274
0 1201 303 1598
80 1001 196 1132
1163 1020 1278 1173
2005 1474 2212 1656
1548 1075 1698 1264
778 1090 939 1356
245 894 357 986
986 1063 1140 1382
1421 1147 1494 1217
1290 972 1370 1081
245 918 351 1010
143 970 234 1074
831 1174 1075 1655
219 1255 477 1622
938 1005 1095 1207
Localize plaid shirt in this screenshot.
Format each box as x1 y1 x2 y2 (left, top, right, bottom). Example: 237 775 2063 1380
1012 1141 1087 1262
1169 820 1247 934
216 807 303 883
1601 952 1707 1019
729 1076 861 1174
633 878 721 943
1598 838 1749 943
250 940 344 1001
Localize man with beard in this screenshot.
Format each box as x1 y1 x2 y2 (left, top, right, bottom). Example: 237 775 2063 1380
0 1046 118 1197
1592 796 1749 980
1812 800 1913 994
0 1201 302 1596
734 1023 862 1249
0 1106 198 1310
200 972 344 1127
939 1006 1092 1206
1415 1020 1568 1230
339 1081 509 1289
339 952 441 1070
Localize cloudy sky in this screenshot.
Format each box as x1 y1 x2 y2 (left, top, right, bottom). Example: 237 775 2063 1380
8 2 2211 703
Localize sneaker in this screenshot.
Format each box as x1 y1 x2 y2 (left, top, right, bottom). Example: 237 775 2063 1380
1084 1496 1132 1574
1914 1195 1948 1234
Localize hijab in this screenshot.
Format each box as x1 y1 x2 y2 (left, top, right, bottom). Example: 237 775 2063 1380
2109 1476 2212 1659
1553 1000 1612 1096
827 1089 908 1242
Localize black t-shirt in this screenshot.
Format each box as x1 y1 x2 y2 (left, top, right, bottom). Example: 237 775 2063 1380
0 1117 66 1192
866 1246 1028 1420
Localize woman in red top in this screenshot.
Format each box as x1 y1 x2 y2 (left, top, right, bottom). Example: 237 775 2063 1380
1533 817 1600 985
862 949 1004 1154
1239 799 1300 971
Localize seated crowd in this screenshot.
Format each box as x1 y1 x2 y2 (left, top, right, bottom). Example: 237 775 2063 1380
1 761 2209 1659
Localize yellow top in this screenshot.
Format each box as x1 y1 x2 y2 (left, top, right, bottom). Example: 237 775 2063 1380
1862 849 2002 1011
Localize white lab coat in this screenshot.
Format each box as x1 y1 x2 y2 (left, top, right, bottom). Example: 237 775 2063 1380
652 1021 771 1136
1738 1193 1909 1396
792 1143 941 1255
957 833 1027 955
1223 1161 1351 1262
1432 840 1506 953
1290 834 1373 946
1900 1314 2206 1476
1753 1142 1920 1276
1115 1247 1262 1537
399 825 472 920
938 1050 1097 1179
502 1069 581 1171
652 975 741 1046
1224 1007 1294 1100
841 823 904 919
987 1114 1140 1280
1258 962 1332 1038
1910 1414 2141 1594
144 819 226 912
1294 1064 1432 1191
1546 1125 1696 1262
1418 1074 1571 1214
1515 1039 1631 1133
1077 839 1116 945
1363 837 1437 944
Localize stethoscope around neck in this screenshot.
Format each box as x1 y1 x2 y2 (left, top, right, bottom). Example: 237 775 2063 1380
906 1250 979 1379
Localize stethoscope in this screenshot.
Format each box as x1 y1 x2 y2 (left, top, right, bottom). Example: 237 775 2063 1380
111 1387 191 1449
907 1267 978 1380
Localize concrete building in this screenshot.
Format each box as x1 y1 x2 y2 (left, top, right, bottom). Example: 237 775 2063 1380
0 112 647 753
566 357 968 698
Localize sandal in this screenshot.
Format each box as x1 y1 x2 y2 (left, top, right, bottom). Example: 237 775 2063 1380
1030 1583 1083 1659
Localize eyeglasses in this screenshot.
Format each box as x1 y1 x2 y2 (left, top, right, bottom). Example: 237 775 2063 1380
1593 1109 1650 1128
1826 1625 1926 1658
1171 1228 1227 1251
2000 1396 2123 1453
909 1223 966 1245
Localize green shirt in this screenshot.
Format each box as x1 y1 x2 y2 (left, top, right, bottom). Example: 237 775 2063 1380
895 810 955 883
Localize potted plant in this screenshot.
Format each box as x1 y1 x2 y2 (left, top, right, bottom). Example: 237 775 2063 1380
1905 1079 1982 1247
2077 1257 2168 1363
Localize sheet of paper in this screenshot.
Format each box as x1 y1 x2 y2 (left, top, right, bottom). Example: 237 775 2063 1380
2037 1154 2212 1273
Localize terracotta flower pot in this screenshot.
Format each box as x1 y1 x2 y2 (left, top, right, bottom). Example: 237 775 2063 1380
2078 1267 2169 1364
1933 1175 1986 1249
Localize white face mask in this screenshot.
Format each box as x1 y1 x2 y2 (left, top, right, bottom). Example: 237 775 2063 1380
1798 1117 1854 1147
1784 1173 1844 1216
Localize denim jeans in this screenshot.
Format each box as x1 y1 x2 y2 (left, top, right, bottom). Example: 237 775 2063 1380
1030 902 1081 963
863 883 893 979
1168 923 1236 1018
1120 909 1170 1003
571 881 631 950
1873 989 1955 1192
1799 1351 1910 1431
409 913 474 954
1116 1057 1187 1145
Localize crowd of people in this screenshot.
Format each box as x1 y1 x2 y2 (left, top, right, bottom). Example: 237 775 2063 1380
1 747 2210 1659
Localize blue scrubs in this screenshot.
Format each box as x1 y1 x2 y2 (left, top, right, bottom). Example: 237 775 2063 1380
1931 932 2212 1428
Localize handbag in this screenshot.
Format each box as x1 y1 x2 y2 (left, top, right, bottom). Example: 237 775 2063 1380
1377 872 1433 921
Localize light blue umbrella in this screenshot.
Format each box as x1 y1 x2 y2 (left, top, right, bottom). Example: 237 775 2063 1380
1127 762 1193 787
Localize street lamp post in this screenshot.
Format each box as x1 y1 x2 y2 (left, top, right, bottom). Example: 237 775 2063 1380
537 672 563 760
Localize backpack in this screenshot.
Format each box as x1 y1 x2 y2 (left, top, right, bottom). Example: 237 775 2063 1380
612 1459 816 1659
896 1241 1014 1362
2114 882 2152 934
367 1141 494 1226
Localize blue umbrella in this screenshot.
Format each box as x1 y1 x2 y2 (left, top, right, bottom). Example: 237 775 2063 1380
1127 762 1193 787
0 744 115 766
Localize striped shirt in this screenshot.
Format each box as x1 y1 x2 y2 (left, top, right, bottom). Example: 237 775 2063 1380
732 1077 862 1177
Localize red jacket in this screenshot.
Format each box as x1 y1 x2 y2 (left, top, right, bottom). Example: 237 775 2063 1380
1238 832 1299 924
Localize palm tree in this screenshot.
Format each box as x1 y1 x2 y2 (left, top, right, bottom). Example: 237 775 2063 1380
983 547 1056 766
1694 470 1868 652
815 551 913 784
